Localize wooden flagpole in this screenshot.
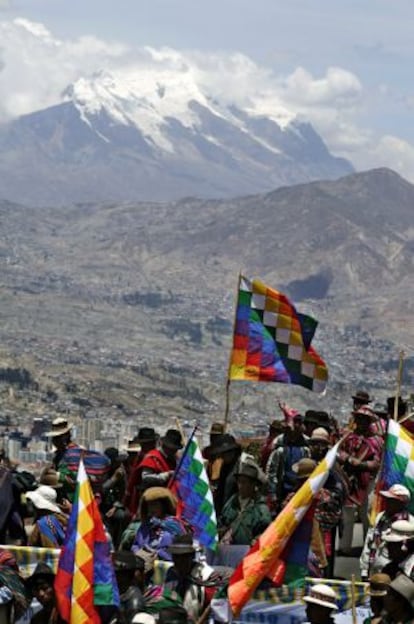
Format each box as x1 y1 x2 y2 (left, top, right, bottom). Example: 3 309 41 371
224 271 243 431
350 574 357 624
392 350 405 420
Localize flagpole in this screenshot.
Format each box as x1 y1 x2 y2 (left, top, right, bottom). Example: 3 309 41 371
351 574 357 624
224 270 243 430
393 350 405 420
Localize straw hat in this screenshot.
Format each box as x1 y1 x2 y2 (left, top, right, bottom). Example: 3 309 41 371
310 427 330 443
303 583 338 610
46 417 73 437
26 485 61 514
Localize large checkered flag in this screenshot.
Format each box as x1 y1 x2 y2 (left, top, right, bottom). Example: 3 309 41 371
229 275 328 392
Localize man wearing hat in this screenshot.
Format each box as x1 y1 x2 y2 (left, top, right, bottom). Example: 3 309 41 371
124 428 159 516
219 459 271 546
337 406 383 555
202 423 225 460
266 413 310 515
164 534 214 621
303 583 338 624
44 418 110 502
207 433 242 516
361 484 414 579
260 419 284 470
26 563 64 624
114 551 146 622
139 429 183 490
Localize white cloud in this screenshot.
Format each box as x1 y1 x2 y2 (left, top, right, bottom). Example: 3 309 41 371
0 18 128 120
0 17 413 183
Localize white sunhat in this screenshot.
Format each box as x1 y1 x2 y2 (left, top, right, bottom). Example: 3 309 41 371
383 519 414 543
303 583 338 610
26 485 61 514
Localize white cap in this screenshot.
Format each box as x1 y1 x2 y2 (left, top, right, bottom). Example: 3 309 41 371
380 484 411 502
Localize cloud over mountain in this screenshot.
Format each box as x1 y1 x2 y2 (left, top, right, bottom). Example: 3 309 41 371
0 17 413 183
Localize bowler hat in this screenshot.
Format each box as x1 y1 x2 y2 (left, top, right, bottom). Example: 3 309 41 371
208 434 240 457
137 427 159 442
161 429 183 450
168 533 196 556
114 551 145 572
210 422 225 435
352 390 371 404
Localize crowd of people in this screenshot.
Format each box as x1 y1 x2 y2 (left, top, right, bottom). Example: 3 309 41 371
0 389 412 623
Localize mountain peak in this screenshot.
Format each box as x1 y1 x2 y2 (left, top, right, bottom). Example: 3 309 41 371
0 64 354 205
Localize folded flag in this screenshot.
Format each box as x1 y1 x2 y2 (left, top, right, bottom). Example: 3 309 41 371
370 419 414 524
171 432 218 551
228 442 339 616
55 458 119 623
229 276 328 392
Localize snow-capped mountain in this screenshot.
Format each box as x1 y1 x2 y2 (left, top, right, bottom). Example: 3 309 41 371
0 69 353 205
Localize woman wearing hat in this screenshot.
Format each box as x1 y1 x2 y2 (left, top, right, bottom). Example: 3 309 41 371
26 486 67 548
218 460 271 546
132 487 186 561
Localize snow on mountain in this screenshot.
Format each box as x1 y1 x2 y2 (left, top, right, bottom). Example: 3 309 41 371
65 62 295 154
0 59 353 206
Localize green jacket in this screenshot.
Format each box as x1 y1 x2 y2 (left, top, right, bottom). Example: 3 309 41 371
219 494 272 545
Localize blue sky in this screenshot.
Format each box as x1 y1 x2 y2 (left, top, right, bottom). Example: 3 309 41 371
1 0 414 180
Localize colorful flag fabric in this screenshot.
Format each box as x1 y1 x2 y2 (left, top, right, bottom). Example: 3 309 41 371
55 458 119 623
172 433 218 551
228 443 339 616
371 419 414 523
229 276 328 392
